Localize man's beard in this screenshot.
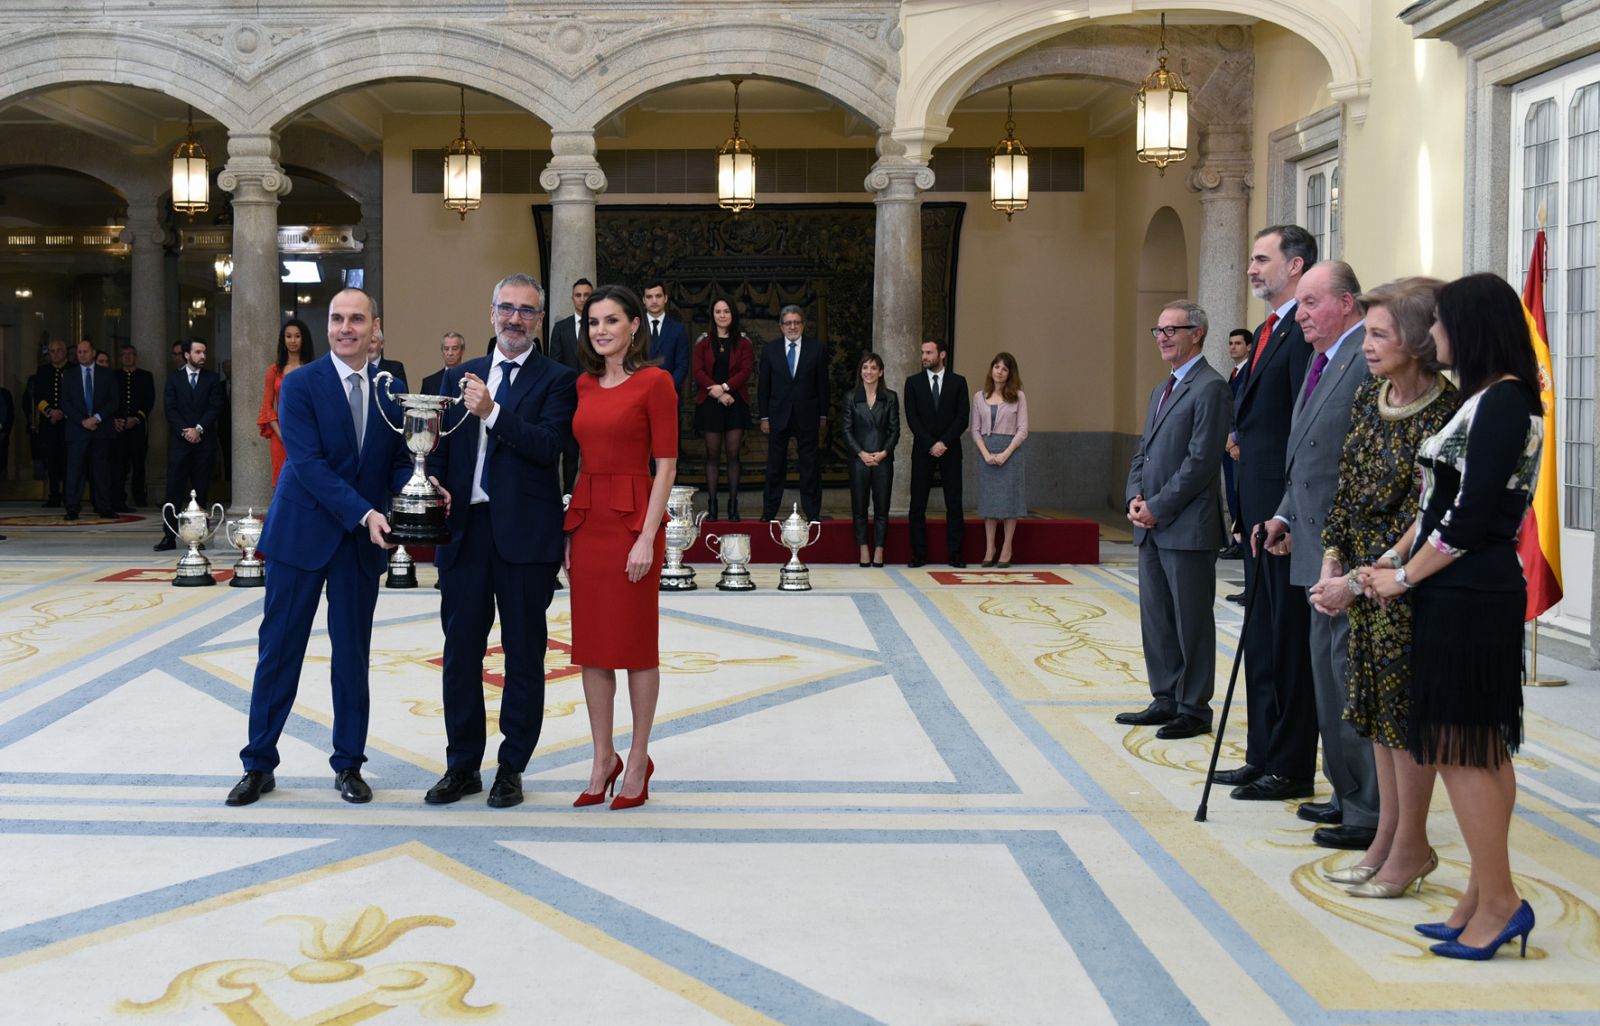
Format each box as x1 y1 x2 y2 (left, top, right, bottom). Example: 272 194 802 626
497 328 534 354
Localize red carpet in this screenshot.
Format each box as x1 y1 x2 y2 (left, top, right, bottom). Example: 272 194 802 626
684 517 1098 565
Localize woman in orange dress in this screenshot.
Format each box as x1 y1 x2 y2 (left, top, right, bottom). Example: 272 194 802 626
563 284 679 810
256 318 314 485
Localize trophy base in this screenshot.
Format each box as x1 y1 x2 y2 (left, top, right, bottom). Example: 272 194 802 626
386 566 418 589
173 555 216 587
777 567 812 592
661 566 698 591
385 500 450 546
229 559 265 588
716 568 756 591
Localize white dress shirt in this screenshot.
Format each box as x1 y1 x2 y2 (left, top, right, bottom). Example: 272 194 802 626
471 349 531 504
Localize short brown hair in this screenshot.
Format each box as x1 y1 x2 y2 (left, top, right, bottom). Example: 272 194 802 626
1357 277 1445 372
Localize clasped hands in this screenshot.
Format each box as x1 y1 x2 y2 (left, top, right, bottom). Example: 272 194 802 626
1126 495 1156 529
984 448 1010 467
858 449 889 467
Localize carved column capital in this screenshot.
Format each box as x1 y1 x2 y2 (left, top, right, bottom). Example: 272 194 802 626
218 132 293 202
864 159 935 200
540 129 607 196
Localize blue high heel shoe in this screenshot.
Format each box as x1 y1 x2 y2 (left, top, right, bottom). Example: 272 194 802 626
1414 922 1464 942
1429 900 1534 960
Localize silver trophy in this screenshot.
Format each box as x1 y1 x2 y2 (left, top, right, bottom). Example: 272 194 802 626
769 503 823 592
386 545 417 589
225 507 264 588
372 370 468 545
705 532 756 591
661 484 709 591
162 490 225 587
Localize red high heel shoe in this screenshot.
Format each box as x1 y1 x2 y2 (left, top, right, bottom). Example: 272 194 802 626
573 754 623 807
610 757 654 810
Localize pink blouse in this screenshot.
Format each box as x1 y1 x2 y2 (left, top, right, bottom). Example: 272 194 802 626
970 390 1029 443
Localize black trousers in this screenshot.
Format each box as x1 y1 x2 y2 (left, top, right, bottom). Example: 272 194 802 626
163 440 217 538
39 419 66 499
1238 547 1318 781
65 431 112 515
438 505 556 771
848 456 893 547
111 423 148 507
560 435 580 496
909 447 964 561
762 420 822 521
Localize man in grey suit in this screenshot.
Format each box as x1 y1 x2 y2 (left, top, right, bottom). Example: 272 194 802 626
1117 300 1233 739
1260 260 1377 850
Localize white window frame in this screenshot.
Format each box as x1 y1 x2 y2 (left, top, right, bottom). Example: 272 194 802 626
1297 153 1340 264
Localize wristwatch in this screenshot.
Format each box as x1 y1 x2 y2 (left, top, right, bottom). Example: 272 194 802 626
1345 574 1362 597
1395 565 1414 590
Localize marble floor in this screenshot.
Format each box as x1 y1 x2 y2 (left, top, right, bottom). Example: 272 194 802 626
0 505 1597 1025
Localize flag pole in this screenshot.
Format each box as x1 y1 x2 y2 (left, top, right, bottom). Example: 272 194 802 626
1525 617 1568 687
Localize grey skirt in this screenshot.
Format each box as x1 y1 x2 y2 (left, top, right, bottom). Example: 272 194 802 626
977 433 1026 518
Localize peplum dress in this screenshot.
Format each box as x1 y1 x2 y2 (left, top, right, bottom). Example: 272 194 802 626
563 366 680 669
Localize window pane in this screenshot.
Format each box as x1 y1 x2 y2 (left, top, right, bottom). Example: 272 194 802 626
1562 86 1599 528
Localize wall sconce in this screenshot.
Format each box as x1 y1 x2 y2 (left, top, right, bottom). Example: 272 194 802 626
190 297 207 317
214 254 233 291
14 287 32 299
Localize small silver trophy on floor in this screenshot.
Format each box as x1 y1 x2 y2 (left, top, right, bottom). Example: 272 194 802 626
225 508 264 588
661 484 709 591
162 490 225 587
705 532 756 591
373 370 467 545
386 545 417 588
769 504 822 592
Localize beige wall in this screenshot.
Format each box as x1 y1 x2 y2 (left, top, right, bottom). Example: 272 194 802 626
1248 22 1333 242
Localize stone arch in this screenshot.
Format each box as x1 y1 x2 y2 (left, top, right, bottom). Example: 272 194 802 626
0 126 161 205
1135 207 1191 391
277 124 379 208
0 25 253 132
898 0 1362 148
573 17 896 130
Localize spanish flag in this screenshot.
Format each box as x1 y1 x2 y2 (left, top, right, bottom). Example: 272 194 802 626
1520 229 1563 620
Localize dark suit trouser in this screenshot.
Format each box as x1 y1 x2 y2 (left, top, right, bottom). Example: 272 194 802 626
40 420 65 499
560 436 580 496
848 457 893 547
909 448 964 561
111 424 148 507
762 421 822 521
1239 547 1318 780
241 534 378 772
439 504 556 772
65 432 111 514
162 441 217 539
1138 540 1217 720
1310 603 1378 827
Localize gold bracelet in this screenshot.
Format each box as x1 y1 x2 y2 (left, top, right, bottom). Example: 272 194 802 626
1323 547 1342 563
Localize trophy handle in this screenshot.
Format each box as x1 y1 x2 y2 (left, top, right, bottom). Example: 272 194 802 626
161 502 179 538
703 531 720 552
768 522 783 545
372 370 404 435
807 521 823 546
437 378 473 437
207 503 227 542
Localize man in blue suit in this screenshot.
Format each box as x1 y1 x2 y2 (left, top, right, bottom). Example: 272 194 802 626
422 273 577 809
642 281 689 396
61 338 115 520
228 287 412 807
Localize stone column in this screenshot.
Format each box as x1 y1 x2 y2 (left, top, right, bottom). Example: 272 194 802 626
121 198 171 491
1185 125 1254 374
358 200 383 313
866 156 935 511
538 130 608 319
219 132 291 512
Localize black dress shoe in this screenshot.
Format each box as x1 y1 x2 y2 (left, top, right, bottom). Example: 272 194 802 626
154 537 176 551
1219 544 1243 560
335 768 372 804
1114 701 1176 726
63 511 79 521
1230 774 1314 801
486 766 523 808
1156 714 1212 739
424 768 482 805
94 509 114 519
1297 800 1343 824
908 559 927 568
1225 591 1245 604
1211 764 1262 786
949 559 967 568
225 770 275 806
1313 824 1378 850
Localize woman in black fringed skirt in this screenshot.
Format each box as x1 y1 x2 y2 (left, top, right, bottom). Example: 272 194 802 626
1359 273 1544 961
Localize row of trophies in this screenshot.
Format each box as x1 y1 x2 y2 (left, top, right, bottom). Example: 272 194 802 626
159 373 825 590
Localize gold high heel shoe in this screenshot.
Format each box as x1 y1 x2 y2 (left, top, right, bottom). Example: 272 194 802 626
1324 862 1381 885
1346 848 1438 898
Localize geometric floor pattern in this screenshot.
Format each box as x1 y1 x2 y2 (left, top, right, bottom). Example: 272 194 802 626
1 526 1598 1024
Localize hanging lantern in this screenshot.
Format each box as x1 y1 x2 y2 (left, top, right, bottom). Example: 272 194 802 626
443 86 483 219
171 106 210 216
1134 14 1190 175
717 79 757 214
990 85 1030 220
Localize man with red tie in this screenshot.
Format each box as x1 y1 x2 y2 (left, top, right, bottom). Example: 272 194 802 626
1215 224 1320 804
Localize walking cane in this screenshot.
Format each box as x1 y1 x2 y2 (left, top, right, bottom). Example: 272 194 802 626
1195 524 1269 823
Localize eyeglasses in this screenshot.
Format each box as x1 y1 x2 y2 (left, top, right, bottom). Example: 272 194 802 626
1150 325 1197 338
493 303 542 320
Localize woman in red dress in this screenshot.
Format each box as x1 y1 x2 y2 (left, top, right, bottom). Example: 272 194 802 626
256 319 314 486
564 284 679 809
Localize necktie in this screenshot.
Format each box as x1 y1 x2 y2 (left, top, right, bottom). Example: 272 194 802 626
347 371 364 454
1156 374 1177 414
931 372 941 405
651 319 661 343
479 361 516 493
1300 352 1330 409
83 366 92 406
189 369 198 389
787 340 798 377
1250 312 1280 371
1229 365 1240 384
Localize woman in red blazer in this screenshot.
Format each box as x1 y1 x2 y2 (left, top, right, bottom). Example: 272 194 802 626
691 297 754 520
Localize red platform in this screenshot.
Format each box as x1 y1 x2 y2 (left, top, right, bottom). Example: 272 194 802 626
684 516 1098 565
